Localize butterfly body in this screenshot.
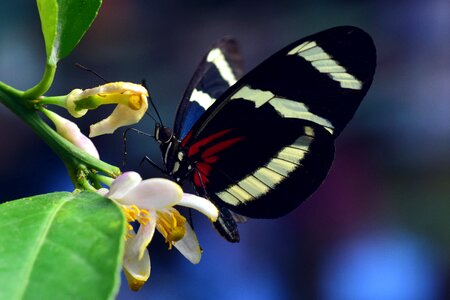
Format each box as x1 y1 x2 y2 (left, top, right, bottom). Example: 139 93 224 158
155 26 376 242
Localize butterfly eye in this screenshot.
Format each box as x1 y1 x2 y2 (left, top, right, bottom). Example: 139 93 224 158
160 127 173 143
154 123 173 144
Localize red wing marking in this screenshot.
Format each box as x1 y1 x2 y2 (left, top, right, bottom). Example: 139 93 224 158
192 136 245 187
194 162 211 187
201 136 245 159
188 129 233 157
181 130 193 147
203 155 219 163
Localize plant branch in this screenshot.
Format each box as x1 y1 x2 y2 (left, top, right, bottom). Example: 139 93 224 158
0 85 121 186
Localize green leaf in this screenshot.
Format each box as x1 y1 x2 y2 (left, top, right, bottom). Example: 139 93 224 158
37 0 102 65
0 191 125 300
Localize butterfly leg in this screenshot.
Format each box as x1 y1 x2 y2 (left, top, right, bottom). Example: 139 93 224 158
122 127 154 166
140 156 167 175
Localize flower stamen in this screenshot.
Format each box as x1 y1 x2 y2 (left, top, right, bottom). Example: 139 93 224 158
156 209 187 249
122 205 152 239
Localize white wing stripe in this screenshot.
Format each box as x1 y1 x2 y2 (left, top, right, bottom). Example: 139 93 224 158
227 185 253 203
217 135 312 205
190 88 215 110
231 85 274 108
288 40 362 90
207 48 237 86
277 147 306 164
269 98 334 134
266 158 297 176
292 136 314 151
237 175 270 198
253 167 285 188
287 41 317 55
230 86 335 134
217 191 241 206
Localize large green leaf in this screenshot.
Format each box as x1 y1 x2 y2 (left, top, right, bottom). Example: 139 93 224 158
0 191 125 300
36 0 102 65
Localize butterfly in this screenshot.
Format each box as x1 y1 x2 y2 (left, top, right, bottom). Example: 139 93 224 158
153 26 376 242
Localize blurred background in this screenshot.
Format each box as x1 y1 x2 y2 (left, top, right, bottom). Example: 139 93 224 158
1 0 450 299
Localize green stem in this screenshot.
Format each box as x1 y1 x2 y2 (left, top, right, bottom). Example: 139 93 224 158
96 174 114 186
22 63 57 99
79 176 97 192
37 95 67 107
0 81 23 98
0 83 121 187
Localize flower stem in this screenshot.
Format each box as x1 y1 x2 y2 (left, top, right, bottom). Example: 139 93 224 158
22 63 57 99
36 95 67 107
96 174 114 186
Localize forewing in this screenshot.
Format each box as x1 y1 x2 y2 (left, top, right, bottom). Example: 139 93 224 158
182 26 376 218
192 26 376 139
173 37 244 140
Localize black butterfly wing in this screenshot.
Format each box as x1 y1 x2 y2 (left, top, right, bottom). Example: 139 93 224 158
181 26 376 220
173 38 244 140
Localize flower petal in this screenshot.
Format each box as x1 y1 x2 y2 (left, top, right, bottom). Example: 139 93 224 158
123 231 151 291
66 89 88 118
43 109 99 159
96 188 109 196
89 97 148 137
120 178 183 209
135 213 157 260
72 133 100 159
173 222 201 264
85 82 148 96
178 193 219 221
107 172 142 200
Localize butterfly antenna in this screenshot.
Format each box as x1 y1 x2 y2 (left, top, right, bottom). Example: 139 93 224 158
142 79 165 127
74 63 109 83
145 111 158 124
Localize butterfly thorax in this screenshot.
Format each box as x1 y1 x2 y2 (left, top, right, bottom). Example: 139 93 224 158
155 124 193 183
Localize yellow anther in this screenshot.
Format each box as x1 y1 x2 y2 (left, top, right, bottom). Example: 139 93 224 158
156 209 187 248
128 94 143 110
131 205 140 213
170 213 177 227
138 216 149 226
123 207 137 222
122 204 153 234
157 213 171 228
167 226 186 243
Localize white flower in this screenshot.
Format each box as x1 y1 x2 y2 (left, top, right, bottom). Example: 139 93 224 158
100 172 218 291
65 82 149 137
42 109 99 159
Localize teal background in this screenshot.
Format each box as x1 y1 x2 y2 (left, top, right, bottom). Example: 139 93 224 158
1 1 450 299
